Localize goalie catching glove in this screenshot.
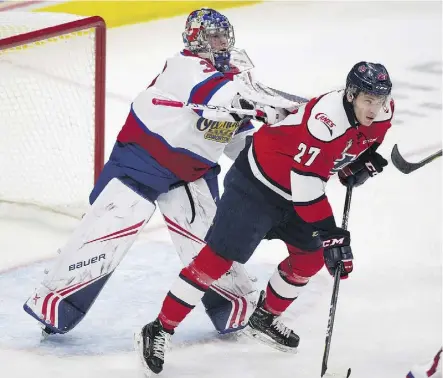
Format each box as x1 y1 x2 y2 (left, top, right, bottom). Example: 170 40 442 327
231 93 288 124
321 227 354 280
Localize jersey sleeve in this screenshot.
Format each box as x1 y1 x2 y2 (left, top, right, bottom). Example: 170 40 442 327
288 107 337 231
163 54 241 121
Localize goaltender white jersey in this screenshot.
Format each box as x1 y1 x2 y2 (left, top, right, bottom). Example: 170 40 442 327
116 49 255 183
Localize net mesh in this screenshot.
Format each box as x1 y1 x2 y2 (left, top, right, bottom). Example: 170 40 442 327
0 12 102 218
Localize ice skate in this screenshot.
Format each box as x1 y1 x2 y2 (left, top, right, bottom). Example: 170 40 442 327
243 291 299 353
134 319 173 376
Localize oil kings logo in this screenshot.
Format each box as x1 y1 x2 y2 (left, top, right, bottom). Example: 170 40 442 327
69 254 106 271
196 118 240 143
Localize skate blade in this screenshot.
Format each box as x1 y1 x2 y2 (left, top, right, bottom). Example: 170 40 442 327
134 330 155 377
40 330 50 342
240 326 298 354
40 325 55 342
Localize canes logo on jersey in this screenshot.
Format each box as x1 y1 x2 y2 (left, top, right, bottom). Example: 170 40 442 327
314 113 336 136
196 118 240 143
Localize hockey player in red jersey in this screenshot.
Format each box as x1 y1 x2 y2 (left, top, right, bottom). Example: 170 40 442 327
135 62 394 374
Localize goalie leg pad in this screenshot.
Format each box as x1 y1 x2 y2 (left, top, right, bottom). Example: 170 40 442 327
204 288 259 333
23 178 156 334
157 178 258 333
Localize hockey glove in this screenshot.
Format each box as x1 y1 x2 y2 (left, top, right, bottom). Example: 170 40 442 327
321 227 353 280
231 94 288 124
255 105 289 125
339 150 388 187
230 94 255 122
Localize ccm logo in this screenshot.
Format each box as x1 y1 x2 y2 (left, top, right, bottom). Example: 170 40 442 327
362 138 378 145
365 161 378 175
323 238 345 247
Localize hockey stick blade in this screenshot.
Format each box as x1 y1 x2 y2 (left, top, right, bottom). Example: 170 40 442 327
391 144 442 174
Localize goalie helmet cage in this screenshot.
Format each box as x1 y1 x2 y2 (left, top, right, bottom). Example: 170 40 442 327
0 13 106 218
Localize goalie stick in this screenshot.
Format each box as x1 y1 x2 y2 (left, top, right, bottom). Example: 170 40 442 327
391 144 442 174
152 98 266 118
152 88 308 120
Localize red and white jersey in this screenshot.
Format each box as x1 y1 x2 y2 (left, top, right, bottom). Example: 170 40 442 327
117 50 254 182
247 90 394 229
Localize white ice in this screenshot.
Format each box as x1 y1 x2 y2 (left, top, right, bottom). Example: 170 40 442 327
0 2 441 378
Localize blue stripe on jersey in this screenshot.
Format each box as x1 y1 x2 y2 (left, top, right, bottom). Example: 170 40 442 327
194 79 231 117
188 72 224 103
188 72 228 116
202 78 231 105
130 106 215 167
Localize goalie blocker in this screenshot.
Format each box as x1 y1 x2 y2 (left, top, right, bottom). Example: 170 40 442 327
23 178 258 335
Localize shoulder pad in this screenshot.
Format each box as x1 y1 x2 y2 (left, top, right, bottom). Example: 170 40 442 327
307 91 349 141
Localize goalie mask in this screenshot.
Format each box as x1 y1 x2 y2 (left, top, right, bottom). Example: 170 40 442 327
182 8 235 72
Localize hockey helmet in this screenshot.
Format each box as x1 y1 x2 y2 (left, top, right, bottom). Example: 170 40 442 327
182 8 235 72
346 62 392 98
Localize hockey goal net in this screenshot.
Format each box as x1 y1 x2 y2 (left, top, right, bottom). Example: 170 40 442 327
0 13 105 218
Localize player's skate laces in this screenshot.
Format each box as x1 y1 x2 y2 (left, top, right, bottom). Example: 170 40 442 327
243 291 299 353
134 318 173 375
270 317 292 338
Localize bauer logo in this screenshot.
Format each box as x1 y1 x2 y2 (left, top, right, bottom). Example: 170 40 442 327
69 254 106 271
315 113 336 136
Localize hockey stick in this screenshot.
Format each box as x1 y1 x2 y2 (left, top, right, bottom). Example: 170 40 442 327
391 144 442 174
266 86 309 104
152 98 266 118
321 181 354 378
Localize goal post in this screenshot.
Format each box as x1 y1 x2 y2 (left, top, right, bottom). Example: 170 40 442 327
0 13 106 218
